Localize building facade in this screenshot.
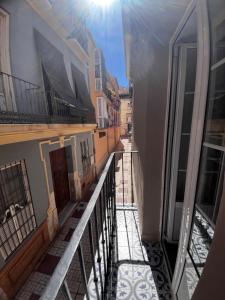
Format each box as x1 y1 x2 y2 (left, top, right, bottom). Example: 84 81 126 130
88 42 120 175
0 0 96 298
119 88 132 137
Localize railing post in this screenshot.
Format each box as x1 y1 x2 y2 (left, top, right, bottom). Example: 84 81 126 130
61 280 73 300
114 153 119 264
99 192 107 278
94 206 104 298
102 186 109 262
88 220 100 300
122 152 125 206
131 151 134 206
78 244 90 300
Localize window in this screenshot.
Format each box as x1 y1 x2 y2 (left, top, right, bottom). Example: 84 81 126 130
177 2 225 298
95 50 100 65
97 97 108 128
95 78 102 91
0 160 36 260
95 64 101 78
80 140 91 175
99 131 106 138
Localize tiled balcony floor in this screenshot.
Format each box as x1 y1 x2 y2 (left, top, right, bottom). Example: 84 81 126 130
107 208 173 300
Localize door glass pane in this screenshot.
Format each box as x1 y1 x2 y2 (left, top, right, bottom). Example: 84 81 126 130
177 2 225 298
195 147 223 222
177 147 224 299
177 254 199 300
163 10 198 277
176 48 197 203
205 0 225 146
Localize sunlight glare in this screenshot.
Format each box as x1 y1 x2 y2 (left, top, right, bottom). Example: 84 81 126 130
92 0 114 8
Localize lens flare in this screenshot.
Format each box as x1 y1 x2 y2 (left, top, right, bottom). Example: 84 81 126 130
92 0 114 8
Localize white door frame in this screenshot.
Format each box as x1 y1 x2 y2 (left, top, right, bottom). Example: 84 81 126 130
0 8 16 111
160 0 210 293
166 44 197 242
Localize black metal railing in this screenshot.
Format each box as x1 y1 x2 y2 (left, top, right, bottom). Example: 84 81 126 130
40 150 137 300
0 71 88 124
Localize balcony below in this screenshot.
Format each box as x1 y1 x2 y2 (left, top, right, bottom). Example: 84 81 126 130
0 71 95 125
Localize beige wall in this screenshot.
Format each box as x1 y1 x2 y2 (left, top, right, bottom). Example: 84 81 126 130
107 127 116 153
129 36 169 240
94 126 120 175
94 129 108 174
120 98 132 136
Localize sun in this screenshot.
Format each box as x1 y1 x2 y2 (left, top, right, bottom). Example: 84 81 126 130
92 0 114 8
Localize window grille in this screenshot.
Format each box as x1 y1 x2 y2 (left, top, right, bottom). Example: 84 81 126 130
80 140 91 175
0 160 36 260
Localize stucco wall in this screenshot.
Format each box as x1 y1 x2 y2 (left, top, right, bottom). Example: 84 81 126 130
107 127 116 153
94 126 120 176
94 130 108 175
130 35 169 241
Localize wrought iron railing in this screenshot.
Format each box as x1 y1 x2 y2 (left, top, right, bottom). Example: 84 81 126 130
0 71 88 124
40 150 137 300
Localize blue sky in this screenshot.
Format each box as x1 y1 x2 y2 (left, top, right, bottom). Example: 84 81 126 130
87 1 128 87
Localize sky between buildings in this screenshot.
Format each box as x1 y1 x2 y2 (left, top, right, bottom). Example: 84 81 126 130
87 0 128 88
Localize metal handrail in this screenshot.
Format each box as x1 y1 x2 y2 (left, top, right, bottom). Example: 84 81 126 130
0 71 92 124
41 152 115 300
0 71 40 87
40 150 138 299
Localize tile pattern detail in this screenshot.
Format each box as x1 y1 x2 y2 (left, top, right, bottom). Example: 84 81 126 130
107 209 173 300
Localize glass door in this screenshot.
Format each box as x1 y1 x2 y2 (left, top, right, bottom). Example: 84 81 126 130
177 0 225 298
163 10 198 277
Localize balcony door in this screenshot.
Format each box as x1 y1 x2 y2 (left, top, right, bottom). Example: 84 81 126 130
0 9 16 112
162 10 198 277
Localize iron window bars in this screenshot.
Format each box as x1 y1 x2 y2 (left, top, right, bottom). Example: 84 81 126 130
0 160 36 260
80 140 92 175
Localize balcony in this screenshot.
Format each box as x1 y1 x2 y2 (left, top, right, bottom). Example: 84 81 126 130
16 143 172 300
97 118 109 129
0 72 90 124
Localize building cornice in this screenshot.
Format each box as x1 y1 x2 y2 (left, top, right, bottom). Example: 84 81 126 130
0 123 96 145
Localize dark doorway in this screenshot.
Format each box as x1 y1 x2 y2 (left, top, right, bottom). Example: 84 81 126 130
50 147 71 213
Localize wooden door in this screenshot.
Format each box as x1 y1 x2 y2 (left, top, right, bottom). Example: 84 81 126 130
50 148 70 213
